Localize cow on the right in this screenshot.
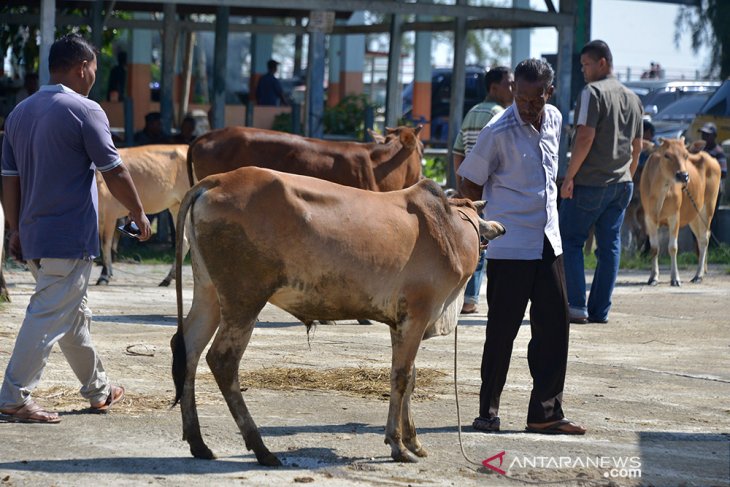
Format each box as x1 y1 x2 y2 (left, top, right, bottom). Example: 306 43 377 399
640 138 722 286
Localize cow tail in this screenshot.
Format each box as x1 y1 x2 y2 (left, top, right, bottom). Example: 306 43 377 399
172 184 206 406
186 141 196 187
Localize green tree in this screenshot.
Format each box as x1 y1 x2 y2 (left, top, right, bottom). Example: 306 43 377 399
675 0 730 78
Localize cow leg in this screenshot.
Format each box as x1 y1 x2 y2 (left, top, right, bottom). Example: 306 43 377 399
645 217 660 286
667 216 681 287
689 217 709 283
206 313 281 467
400 364 427 458
179 276 221 460
385 325 423 463
159 205 189 287
96 215 116 285
0 271 9 303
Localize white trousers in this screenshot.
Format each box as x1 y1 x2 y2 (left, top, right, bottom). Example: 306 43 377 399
0 258 110 408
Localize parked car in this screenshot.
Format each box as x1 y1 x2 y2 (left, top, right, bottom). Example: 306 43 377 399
650 91 714 141
402 65 487 143
624 79 720 116
687 79 730 144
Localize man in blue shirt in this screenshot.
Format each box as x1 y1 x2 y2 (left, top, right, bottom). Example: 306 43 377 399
459 58 586 436
255 59 288 107
0 34 151 423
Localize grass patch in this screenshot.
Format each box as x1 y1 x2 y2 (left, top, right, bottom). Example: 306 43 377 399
583 243 730 270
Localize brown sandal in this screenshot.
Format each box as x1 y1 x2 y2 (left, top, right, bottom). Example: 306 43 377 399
90 385 125 414
0 401 61 424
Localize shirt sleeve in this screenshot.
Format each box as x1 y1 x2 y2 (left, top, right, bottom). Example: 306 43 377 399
1 130 18 176
453 121 466 156
575 85 600 128
82 105 123 173
457 126 498 186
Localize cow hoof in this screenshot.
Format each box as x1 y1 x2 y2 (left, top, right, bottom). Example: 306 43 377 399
190 444 216 460
392 449 420 463
671 280 681 287
158 278 172 287
256 451 282 467
647 278 658 286
690 276 703 284
318 320 337 326
96 277 109 286
406 444 428 458
358 319 372 325
0 292 10 303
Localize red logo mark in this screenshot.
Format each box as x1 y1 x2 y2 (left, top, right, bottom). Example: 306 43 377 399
482 450 507 475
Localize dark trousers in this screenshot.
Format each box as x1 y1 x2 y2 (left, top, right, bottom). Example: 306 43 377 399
479 238 570 423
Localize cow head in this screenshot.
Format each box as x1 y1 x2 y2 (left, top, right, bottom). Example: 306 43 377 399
654 137 692 184
449 198 506 241
379 125 424 157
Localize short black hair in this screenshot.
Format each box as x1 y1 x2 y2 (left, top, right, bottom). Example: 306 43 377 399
514 58 554 89
643 119 655 136
581 40 613 67
145 112 162 123
267 59 279 72
49 33 97 73
484 66 511 92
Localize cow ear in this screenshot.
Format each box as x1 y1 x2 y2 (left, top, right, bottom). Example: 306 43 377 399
367 128 386 143
689 140 706 154
385 127 397 134
473 200 486 212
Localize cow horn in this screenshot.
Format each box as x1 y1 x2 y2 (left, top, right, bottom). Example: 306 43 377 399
414 124 423 135
479 218 505 241
473 200 486 212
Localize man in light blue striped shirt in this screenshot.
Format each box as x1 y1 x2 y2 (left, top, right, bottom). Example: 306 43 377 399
458 58 586 436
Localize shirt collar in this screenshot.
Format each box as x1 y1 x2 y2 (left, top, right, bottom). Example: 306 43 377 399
40 84 84 96
511 102 549 132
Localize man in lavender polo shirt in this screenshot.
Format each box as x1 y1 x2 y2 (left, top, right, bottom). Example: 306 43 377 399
458 59 585 436
0 34 151 423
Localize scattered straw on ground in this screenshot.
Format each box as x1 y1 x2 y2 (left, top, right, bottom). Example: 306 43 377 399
31 367 448 414
233 366 448 401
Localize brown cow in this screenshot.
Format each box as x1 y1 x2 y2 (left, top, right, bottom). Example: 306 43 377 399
187 125 424 191
171 167 505 466
640 138 721 286
96 144 191 286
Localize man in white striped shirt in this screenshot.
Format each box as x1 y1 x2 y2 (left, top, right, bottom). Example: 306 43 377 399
453 66 513 314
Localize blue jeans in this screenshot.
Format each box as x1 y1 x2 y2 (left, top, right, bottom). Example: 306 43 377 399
464 249 486 304
559 182 633 321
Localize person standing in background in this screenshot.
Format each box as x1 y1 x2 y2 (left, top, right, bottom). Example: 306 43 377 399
255 59 288 107
559 40 643 325
452 66 514 314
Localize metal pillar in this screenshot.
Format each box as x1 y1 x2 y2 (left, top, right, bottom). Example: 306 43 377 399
89 0 104 101
446 0 467 189
384 14 403 128
211 6 229 129
511 0 530 68
306 30 326 138
160 3 177 135
39 0 54 85
557 0 576 177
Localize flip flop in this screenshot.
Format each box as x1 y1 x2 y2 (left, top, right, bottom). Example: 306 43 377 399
525 418 586 435
90 385 125 414
0 400 61 424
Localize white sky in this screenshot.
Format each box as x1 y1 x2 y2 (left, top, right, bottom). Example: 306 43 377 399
530 0 713 80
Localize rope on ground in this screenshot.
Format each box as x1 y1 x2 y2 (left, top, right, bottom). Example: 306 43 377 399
452 325 619 486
